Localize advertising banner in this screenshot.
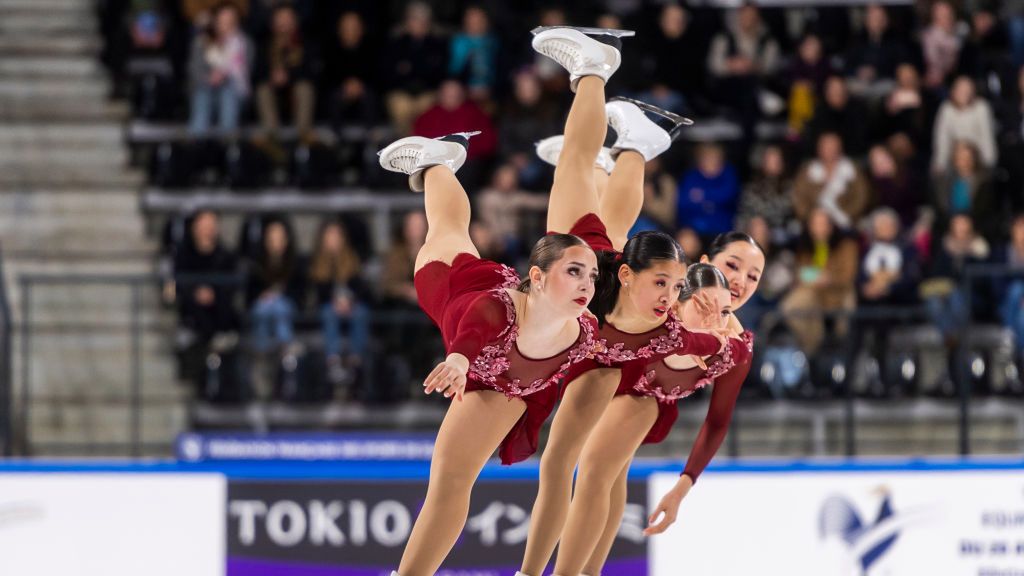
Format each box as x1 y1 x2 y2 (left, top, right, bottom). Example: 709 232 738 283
0 474 226 576
176 432 436 463
649 469 1024 576
228 479 649 576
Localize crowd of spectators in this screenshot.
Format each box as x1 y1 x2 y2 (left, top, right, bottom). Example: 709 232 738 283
98 0 1024 400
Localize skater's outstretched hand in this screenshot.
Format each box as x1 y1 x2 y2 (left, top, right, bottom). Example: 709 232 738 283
424 353 470 401
686 326 732 354
644 474 694 536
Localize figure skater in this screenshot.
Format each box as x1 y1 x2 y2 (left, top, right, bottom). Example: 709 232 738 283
554 263 755 576
518 29 724 576
377 130 602 576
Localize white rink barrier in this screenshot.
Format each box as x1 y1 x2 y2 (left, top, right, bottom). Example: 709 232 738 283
650 465 1024 576
0 474 226 576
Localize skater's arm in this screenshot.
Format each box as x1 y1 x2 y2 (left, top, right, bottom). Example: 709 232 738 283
680 349 753 483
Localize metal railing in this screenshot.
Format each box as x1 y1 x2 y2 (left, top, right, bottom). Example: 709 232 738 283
6 264 1024 458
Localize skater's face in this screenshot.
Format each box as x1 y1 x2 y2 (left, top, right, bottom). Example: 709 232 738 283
535 245 598 314
620 260 688 322
681 286 732 330
705 242 764 310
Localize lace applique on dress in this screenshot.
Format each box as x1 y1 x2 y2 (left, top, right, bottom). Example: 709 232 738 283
633 331 754 404
597 310 685 365
468 288 600 399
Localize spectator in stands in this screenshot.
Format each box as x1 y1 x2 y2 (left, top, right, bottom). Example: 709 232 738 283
675 142 741 241
932 76 998 171
175 210 238 341
182 0 248 25
781 207 859 354
309 219 370 384
498 70 560 188
254 4 315 147
638 4 705 113
382 2 447 135
996 214 1024 349
878 63 930 147
845 4 907 85
805 76 869 157
246 218 305 352
921 0 963 90
794 132 871 229
187 2 251 134
530 7 569 87
675 227 703 263
736 144 794 244
380 211 426 306
735 215 795 332
448 6 498 103
1000 66 1024 212
957 5 1010 87
475 164 546 260
412 79 497 177
469 220 508 263
868 143 922 230
707 3 781 136
129 0 169 53
639 156 678 232
786 34 834 136
324 11 377 128
932 140 997 238
920 213 990 343
859 207 920 306
1008 1 1024 68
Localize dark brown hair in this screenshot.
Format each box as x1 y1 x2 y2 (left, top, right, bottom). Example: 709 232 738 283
591 231 686 327
518 234 592 292
679 263 728 301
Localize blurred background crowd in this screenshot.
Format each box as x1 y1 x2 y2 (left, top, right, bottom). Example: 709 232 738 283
94 0 1024 409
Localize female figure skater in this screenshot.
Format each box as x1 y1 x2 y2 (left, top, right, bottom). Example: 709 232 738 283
553 262 756 576
376 129 603 576
518 30 726 576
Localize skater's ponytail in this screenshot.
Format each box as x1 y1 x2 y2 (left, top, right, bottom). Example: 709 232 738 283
518 234 592 292
590 231 686 327
679 263 728 302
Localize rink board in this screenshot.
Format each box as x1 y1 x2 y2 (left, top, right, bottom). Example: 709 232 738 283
0 458 1021 576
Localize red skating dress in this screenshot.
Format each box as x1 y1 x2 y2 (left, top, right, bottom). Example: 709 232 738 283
558 214 724 383
617 331 754 482
414 252 601 464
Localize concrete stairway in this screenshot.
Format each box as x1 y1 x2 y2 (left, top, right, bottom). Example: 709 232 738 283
0 0 186 456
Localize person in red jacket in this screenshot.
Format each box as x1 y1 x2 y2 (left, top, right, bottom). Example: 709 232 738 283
412 79 497 160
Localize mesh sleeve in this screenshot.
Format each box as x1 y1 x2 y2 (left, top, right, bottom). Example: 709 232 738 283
681 350 752 483
448 292 510 361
